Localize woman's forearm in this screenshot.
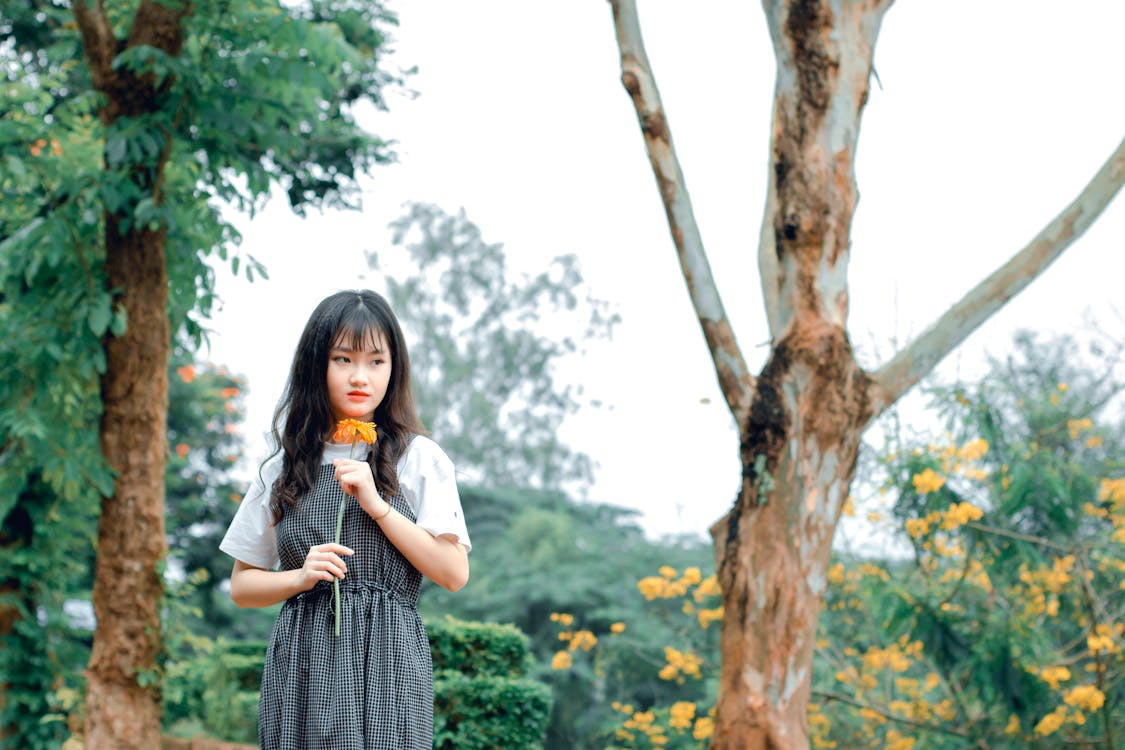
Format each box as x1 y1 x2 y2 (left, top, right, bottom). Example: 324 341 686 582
230 562 309 608
375 508 469 592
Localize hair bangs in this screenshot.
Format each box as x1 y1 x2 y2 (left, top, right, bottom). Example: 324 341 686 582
331 301 389 353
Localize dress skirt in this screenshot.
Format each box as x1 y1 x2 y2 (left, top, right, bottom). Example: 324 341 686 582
257 464 432 749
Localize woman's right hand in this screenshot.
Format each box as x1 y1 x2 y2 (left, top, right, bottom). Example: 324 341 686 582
298 543 354 589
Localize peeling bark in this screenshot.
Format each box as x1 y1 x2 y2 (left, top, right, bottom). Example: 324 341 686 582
713 323 872 749
73 0 189 746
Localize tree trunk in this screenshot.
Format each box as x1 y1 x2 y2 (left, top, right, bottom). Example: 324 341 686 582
84 221 170 750
72 2 188 744
708 2 889 747
712 328 872 748
609 0 1125 746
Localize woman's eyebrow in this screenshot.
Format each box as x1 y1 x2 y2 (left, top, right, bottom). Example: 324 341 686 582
330 344 385 354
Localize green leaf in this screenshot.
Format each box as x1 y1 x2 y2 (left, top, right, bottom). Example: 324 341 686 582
87 294 112 336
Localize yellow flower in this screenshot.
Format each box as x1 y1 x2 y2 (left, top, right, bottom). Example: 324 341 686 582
1064 685 1105 713
1088 632 1116 654
1034 706 1066 736
1004 714 1021 735
660 646 703 681
1037 666 1071 690
885 730 915 750
333 418 377 445
941 501 984 530
551 651 573 670
568 630 598 652
610 622 626 634
959 438 989 461
659 565 678 579
697 606 724 629
912 469 946 495
1100 478 1125 505
638 576 668 600
669 701 696 730
1067 418 1093 438
692 717 714 741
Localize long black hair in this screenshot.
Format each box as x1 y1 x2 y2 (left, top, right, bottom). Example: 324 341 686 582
267 289 425 523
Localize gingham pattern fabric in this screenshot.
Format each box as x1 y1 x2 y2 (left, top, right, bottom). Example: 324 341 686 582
258 462 433 749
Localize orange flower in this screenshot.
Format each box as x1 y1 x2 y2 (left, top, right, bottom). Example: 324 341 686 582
333 419 377 445
220 387 240 398
332 418 377 637
176 365 196 383
175 443 190 458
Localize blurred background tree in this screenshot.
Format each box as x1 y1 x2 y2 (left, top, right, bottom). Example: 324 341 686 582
1 0 406 742
369 202 619 492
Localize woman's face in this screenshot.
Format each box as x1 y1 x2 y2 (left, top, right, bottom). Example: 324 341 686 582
325 328 392 426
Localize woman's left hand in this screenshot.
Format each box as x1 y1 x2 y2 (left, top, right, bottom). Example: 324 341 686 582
333 458 387 517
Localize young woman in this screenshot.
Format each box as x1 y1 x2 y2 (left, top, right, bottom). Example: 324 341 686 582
220 289 471 749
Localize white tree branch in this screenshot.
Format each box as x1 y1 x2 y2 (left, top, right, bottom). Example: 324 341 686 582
869 134 1125 417
608 0 755 421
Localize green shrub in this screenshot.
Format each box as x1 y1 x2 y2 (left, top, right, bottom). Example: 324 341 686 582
163 635 265 744
428 617 532 677
433 671 552 750
162 618 552 748
429 617 552 749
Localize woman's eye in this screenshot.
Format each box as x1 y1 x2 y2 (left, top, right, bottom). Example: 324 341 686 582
334 356 350 364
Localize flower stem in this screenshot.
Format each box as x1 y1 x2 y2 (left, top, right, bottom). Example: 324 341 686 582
333 436 359 637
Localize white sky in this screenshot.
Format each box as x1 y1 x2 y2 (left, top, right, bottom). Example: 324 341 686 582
204 1 1125 541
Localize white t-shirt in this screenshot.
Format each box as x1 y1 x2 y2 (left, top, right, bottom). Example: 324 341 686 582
219 436 472 570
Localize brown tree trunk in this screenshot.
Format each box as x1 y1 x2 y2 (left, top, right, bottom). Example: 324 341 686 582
708 2 888 747
72 1 188 745
84 221 170 749
609 0 1125 746
712 327 872 748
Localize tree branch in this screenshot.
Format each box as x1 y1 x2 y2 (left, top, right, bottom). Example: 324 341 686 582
869 134 1125 417
813 690 971 739
608 0 754 422
127 0 192 57
72 0 117 93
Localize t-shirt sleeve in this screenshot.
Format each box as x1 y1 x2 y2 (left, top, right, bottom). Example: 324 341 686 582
219 453 282 570
401 437 472 551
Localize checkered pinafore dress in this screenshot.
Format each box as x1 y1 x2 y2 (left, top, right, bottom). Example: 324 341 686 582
258 459 432 749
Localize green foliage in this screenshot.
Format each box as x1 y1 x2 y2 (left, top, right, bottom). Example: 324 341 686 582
428 618 532 678
370 202 619 491
162 634 267 745
429 617 552 750
433 672 553 750
811 331 1125 748
420 484 713 750
0 471 97 749
164 355 275 638
2 0 404 741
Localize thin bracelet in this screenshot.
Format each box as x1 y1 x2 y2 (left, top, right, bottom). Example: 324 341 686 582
372 502 393 521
